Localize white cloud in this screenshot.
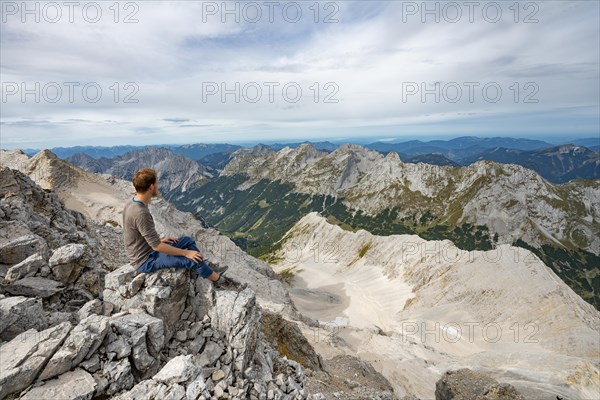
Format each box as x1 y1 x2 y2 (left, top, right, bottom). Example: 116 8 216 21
1 0 598 148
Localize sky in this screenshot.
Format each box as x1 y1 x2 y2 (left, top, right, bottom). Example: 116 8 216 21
1 0 599 149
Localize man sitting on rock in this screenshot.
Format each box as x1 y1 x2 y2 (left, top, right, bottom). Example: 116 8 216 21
123 167 237 288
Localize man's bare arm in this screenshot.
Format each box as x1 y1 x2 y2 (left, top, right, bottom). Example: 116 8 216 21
153 243 204 263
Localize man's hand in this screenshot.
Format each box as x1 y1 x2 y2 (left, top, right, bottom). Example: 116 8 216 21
184 250 204 263
161 237 178 244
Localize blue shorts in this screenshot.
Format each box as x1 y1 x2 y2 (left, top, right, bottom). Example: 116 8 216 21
136 236 214 279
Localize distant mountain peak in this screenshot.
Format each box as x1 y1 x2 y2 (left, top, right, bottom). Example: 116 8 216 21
384 151 401 162
33 149 59 160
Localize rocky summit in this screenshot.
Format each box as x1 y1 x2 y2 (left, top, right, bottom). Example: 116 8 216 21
0 166 397 400
2 149 592 399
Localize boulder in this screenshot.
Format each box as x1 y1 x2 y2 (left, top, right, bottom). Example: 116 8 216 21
112 379 186 400
49 243 87 283
39 314 110 381
104 264 189 341
77 298 103 320
21 368 96 400
103 358 135 395
113 355 206 400
5 252 45 281
110 311 165 357
435 369 525 400
106 331 132 360
129 325 156 371
76 267 107 297
1 276 65 298
0 233 48 265
0 295 46 341
208 287 261 372
479 384 527 399
0 321 72 398
260 311 324 372
143 268 189 340
153 355 202 385
197 340 223 368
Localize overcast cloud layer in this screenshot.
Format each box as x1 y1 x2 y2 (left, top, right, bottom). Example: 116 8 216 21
1 0 599 149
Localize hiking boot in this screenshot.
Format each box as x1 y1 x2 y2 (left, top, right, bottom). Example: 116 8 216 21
206 261 229 275
214 274 248 291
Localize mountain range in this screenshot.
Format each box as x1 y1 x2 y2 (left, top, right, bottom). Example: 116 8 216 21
1 148 598 399
66 147 211 193
27 136 599 182
459 144 599 183
174 143 599 310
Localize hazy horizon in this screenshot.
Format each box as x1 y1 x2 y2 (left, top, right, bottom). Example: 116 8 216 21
3 133 598 153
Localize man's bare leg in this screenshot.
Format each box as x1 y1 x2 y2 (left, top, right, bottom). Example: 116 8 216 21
208 271 219 281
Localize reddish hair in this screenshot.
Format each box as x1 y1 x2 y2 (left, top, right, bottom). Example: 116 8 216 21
132 168 157 193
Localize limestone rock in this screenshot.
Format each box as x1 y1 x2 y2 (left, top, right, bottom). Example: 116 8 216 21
209 287 261 372
435 369 525 400
186 374 210 399
103 358 135 395
110 311 165 357
1 276 65 298
0 295 46 341
104 264 188 341
0 321 72 398
39 314 110 381
478 384 526 400
0 221 48 264
77 298 103 320
260 311 324 372
5 252 45 281
106 331 132 359
104 264 139 300
49 243 87 283
153 355 201 385
21 368 96 400
130 325 156 371
112 379 186 400
197 340 223 368
76 267 107 297
143 268 189 340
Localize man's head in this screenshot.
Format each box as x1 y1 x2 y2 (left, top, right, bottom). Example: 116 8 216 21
132 168 158 196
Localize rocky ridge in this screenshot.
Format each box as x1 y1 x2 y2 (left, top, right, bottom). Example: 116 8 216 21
0 166 398 399
221 143 600 256
270 212 600 399
66 146 212 193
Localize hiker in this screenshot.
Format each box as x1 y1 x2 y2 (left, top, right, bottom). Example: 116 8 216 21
122 167 234 288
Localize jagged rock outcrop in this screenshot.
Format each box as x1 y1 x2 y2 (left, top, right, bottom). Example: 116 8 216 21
0 321 73 398
220 143 600 256
208 288 261 373
21 368 97 400
66 147 211 193
5 252 45 281
435 369 525 400
260 311 324 372
49 243 87 283
0 295 46 341
103 264 189 342
0 164 396 399
39 314 110 381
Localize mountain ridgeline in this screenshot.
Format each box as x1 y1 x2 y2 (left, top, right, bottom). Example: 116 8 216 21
41 138 600 309
29 136 600 183
168 144 600 310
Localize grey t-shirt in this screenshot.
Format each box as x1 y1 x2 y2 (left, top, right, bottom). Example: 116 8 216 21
123 199 161 268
